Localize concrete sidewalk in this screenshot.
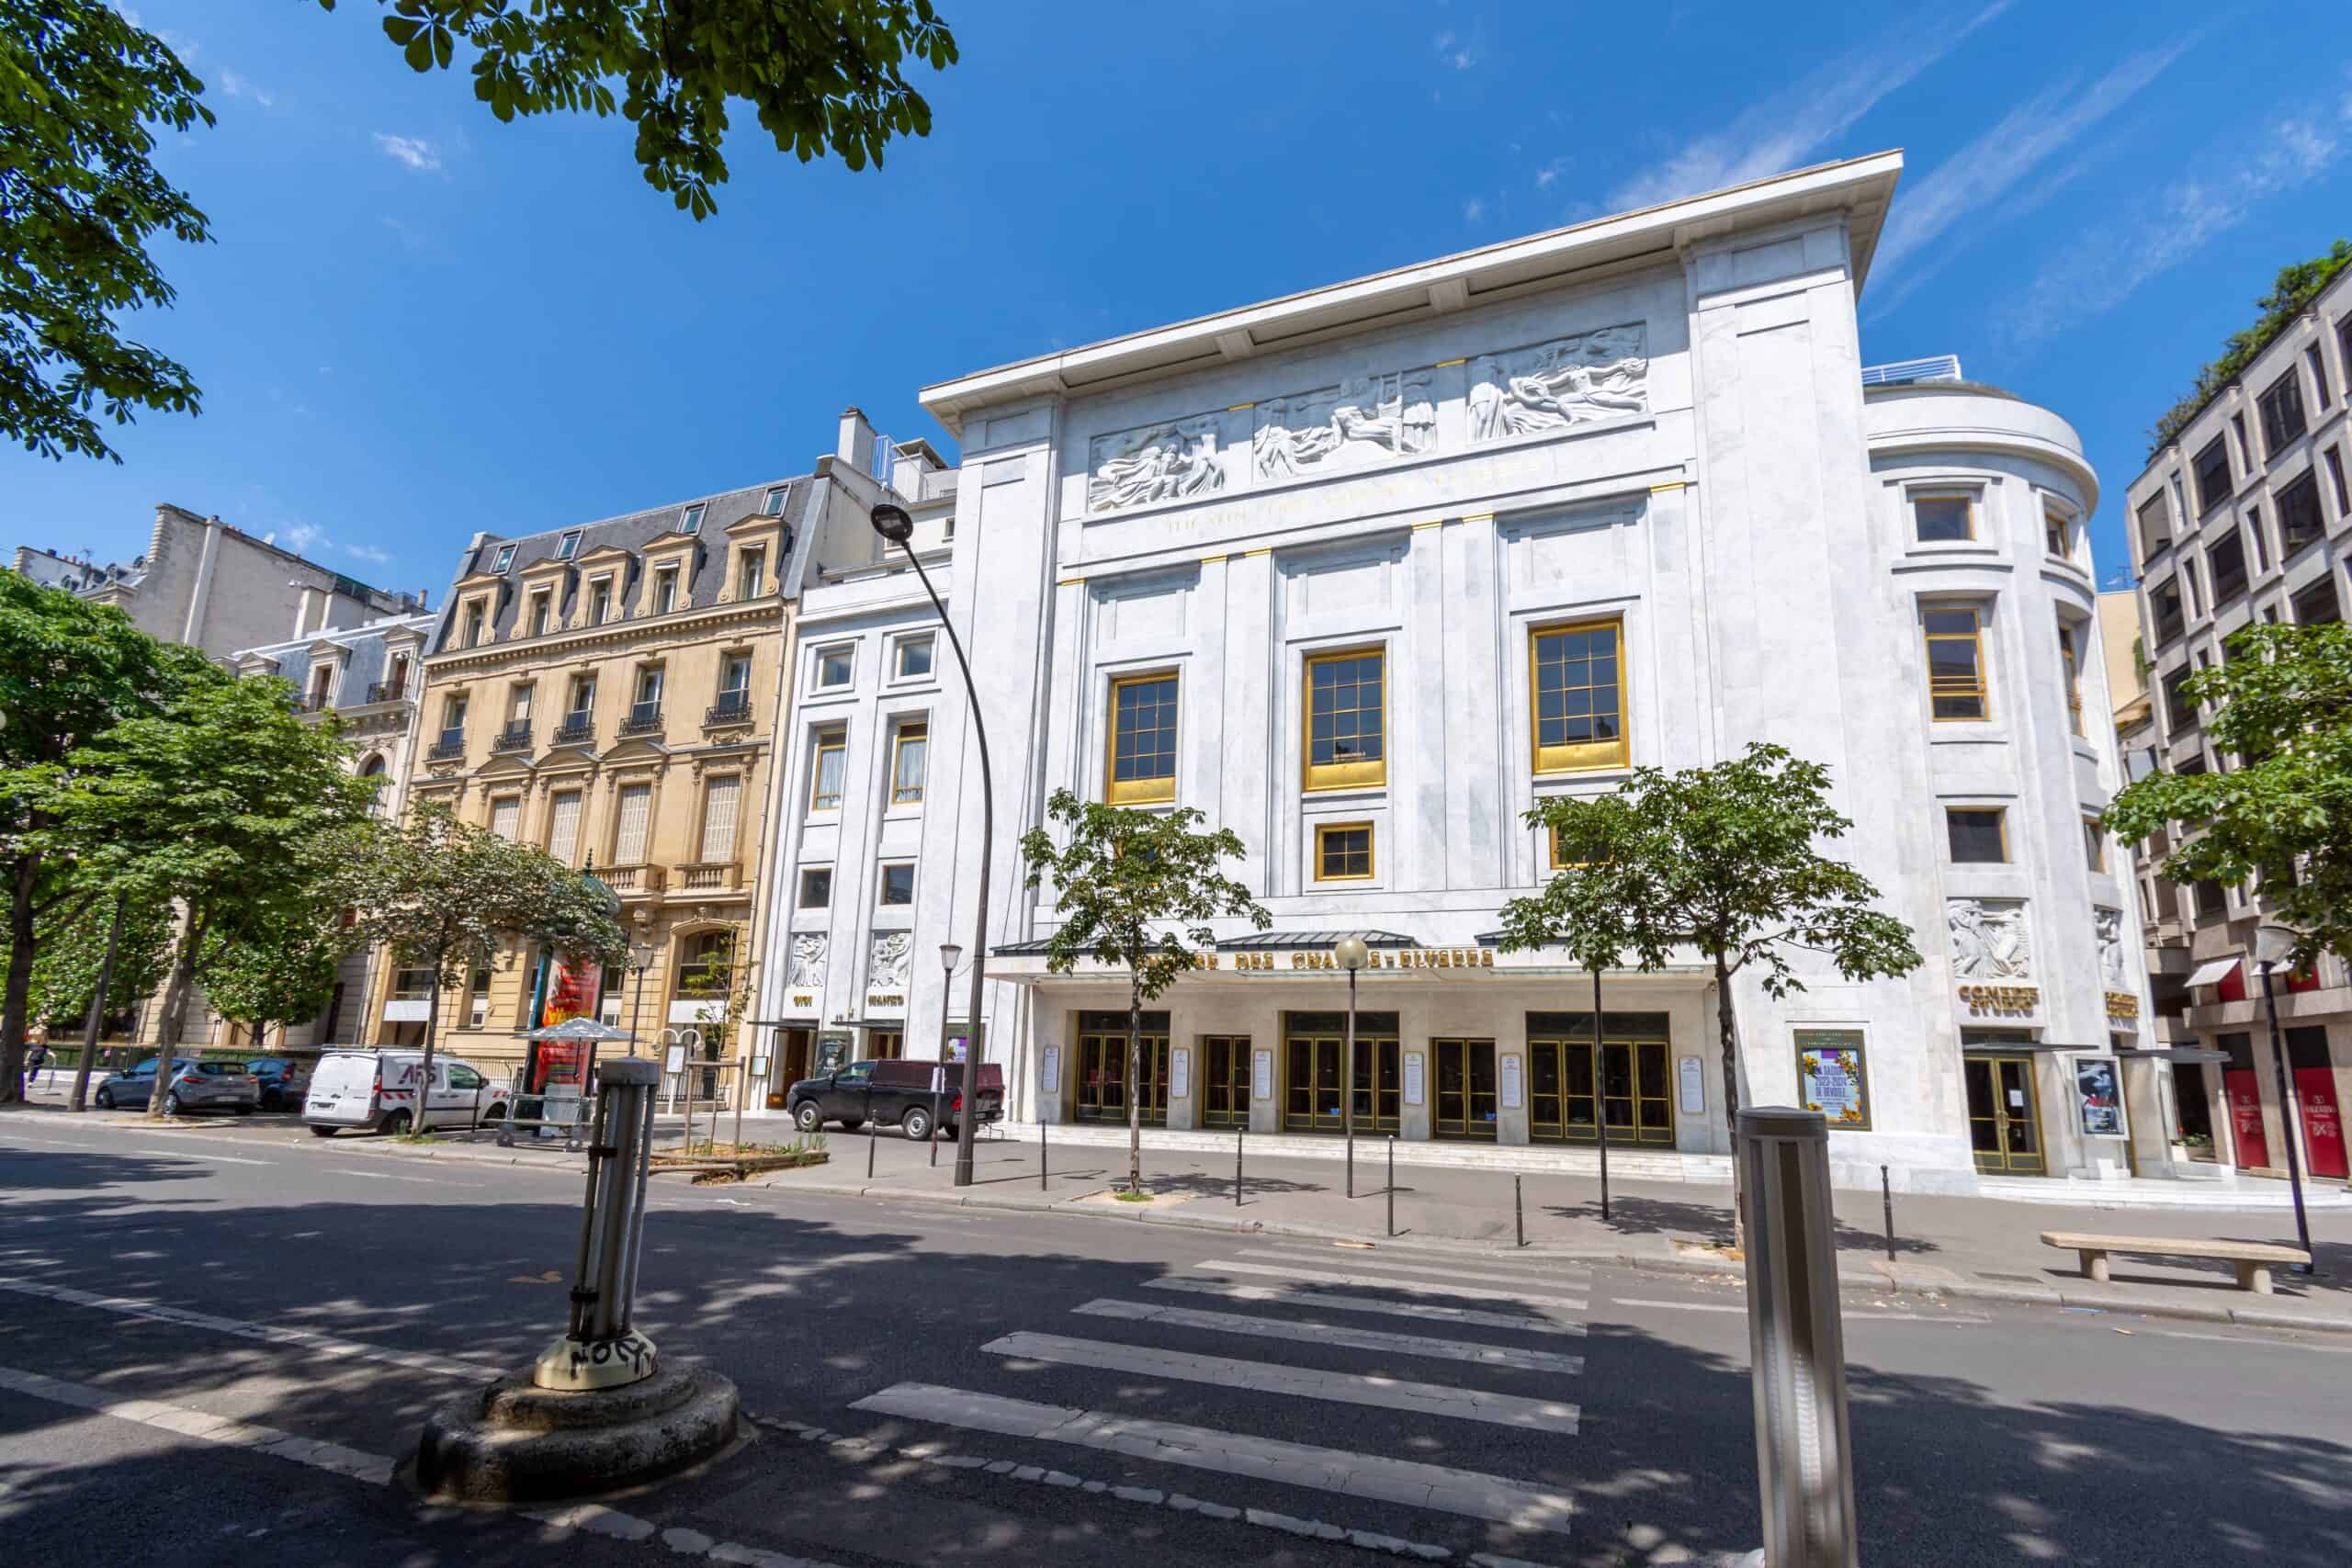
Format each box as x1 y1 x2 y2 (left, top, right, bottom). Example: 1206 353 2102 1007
752 1120 2352 1335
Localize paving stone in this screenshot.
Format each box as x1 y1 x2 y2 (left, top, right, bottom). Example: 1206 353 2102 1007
1012 1464 1045 1482
1044 1471 1083 1488
662 1528 716 1554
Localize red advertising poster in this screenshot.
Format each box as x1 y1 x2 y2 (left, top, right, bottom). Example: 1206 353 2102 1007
2296 1069 2347 1180
533 959 602 1091
2224 1071 2270 1169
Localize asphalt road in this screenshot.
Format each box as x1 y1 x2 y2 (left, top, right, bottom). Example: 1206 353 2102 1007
2 1111 2346 1568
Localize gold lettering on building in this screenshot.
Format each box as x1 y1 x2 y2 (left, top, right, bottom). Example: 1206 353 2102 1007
2103 991 2140 1019
1959 985 2040 1015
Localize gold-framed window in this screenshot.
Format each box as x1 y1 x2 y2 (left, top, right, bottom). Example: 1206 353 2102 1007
809 728 846 812
1530 618 1628 773
1923 603 1988 720
1314 822 1374 882
2057 620 2085 735
1304 649 1385 790
1105 673 1179 805
890 718 928 805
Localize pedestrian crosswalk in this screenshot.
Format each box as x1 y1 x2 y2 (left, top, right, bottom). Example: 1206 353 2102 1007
846 1239 1595 1556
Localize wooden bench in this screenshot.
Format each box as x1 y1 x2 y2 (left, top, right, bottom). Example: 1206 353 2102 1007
2041 1231 2312 1295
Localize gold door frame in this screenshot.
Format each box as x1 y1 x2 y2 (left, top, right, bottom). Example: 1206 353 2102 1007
1282 1029 1402 1134
1527 1032 1676 1145
1432 1039 1498 1139
1965 1055 2047 1175
1200 1035 1250 1128
1077 1030 1170 1125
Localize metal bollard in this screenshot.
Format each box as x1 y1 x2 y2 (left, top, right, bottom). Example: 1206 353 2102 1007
1739 1108 1858 1568
534 1057 660 1391
866 1116 876 1179
1514 1175 1525 1249
1881 1164 1896 1265
1236 1124 1244 1208
1040 1119 1048 1191
1386 1136 1395 1238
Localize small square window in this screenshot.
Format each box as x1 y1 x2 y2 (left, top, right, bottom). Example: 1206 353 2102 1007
1945 807 2009 864
897 636 934 679
680 502 706 536
492 543 516 573
818 647 854 688
879 863 916 906
2083 816 2106 872
557 530 582 560
2043 508 2073 558
1913 493 1973 543
1315 822 1375 881
797 868 832 908
763 486 787 516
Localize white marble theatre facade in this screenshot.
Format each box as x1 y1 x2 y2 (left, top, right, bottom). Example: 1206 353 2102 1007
774 153 2168 1192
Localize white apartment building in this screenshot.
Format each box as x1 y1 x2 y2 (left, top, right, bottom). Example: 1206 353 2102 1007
2123 261 2352 1189
757 153 2165 1194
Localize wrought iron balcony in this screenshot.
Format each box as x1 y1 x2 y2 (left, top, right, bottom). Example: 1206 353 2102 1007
493 722 533 752
550 715 594 747
425 731 466 761
365 680 408 704
704 694 753 728
617 705 665 738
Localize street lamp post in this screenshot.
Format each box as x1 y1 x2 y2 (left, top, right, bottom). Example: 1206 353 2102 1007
933 942 962 1168
2252 924 2315 1274
870 502 995 1188
625 935 655 1058
1336 936 1369 1199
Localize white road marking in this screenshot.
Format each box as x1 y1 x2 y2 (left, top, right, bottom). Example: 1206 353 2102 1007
982 1331 1579 1434
1607 1296 1990 1323
326 1167 440 1185
1142 1276 1585 1336
0 1275 503 1378
2097 1325 2352 1353
126 1146 276 1166
850 1382 1574 1535
1197 1259 1588 1312
1075 1298 1585 1374
0 1360 395 1483
1235 1247 1589 1291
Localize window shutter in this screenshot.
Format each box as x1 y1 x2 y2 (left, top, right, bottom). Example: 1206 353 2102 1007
547 791 582 864
614 784 651 863
490 796 521 841
699 776 741 863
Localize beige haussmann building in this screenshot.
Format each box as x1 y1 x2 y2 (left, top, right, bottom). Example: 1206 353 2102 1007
368 477 808 1093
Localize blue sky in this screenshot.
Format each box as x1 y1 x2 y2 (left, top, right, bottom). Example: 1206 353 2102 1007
12 2 2351 604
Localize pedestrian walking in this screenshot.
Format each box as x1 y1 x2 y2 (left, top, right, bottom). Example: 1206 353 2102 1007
25 1041 51 1094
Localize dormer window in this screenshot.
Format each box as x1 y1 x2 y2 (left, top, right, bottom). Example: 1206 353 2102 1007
589 577 613 625
763 487 787 515
737 547 765 601
556 530 582 560
529 590 552 637
492 543 516 573
680 503 706 536
462 600 486 648
653 566 679 615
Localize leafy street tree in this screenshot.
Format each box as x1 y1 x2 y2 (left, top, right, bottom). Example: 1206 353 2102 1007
1493 793 1668 1216
1541 745 1924 1242
0 2 213 463
1020 789 1270 1195
6 1 958 463
0 571 181 1101
9 875 176 1109
200 900 355 1063
2104 623 2352 970
337 804 627 1133
32 663 377 1119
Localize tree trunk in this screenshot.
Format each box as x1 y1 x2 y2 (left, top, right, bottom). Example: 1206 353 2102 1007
147 923 202 1120
413 954 444 1138
1 851 39 1105
1125 975 1142 1195
70 892 129 1113
1714 950 1743 1250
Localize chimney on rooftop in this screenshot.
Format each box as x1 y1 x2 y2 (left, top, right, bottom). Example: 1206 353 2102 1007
837 407 877 475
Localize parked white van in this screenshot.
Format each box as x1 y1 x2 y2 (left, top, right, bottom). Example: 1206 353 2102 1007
303 1050 505 1137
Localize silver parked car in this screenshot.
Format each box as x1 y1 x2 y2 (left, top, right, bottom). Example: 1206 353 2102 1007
94 1058 261 1116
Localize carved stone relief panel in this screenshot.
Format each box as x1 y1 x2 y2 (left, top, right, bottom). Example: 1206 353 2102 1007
1252 369 1437 479
1468 323 1648 441
788 934 827 989
1948 898 2032 981
868 932 913 990
2095 908 2127 990
1087 414 1227 513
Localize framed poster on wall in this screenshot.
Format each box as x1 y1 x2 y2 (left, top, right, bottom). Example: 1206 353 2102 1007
2075 1055 2124 1137
1794 1030 1871 1129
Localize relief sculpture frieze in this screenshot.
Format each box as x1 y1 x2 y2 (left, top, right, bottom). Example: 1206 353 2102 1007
1468 323 1648 441
1252 369 1436 479
1087 415 1227 513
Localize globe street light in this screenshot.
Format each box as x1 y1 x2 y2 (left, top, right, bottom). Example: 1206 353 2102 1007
1336 935 1370 1199
2251 923 2315 1274
871 501 995 1188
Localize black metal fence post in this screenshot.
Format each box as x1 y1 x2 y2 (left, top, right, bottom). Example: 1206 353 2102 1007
866 1116 876 1179
1386 1135 1395 1237
1515 1175 1525 1249
1881 1163 1896 1264
1040 1118 1048 1191
1236 1124 1244 1208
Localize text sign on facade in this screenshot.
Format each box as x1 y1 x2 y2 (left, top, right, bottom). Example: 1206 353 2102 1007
1040 1044 1060 1095
1499 1053 1523 1111
1170 1046 1191 1101
1403 1051 1425 1107
1679 1055 1705 1116
1253 1049 1273 1101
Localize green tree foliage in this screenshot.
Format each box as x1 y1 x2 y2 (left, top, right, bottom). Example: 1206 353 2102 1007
335 803 626 1122
1020 789 1268 1193
1519 746 1923 1236
2147 240 2352 457
200 900 355 1056
1494 793 1668 977
35 663 376 1117
0 570 182 1100
333 0 957 216
2103 623 2352 971
17 879 175 1032
0 1 214 463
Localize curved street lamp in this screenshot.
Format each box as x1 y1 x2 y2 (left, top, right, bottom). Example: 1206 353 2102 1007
870 502 995 1188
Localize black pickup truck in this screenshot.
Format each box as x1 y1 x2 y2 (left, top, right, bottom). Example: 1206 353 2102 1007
786 1058 1004 1140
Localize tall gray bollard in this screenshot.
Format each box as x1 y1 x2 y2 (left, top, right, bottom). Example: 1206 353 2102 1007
537 1056 660 1391
1738 1107 1858 1568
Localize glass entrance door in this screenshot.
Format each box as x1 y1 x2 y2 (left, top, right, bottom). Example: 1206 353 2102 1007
1283 1013 1398 1134
1964 1056 2046 1174
1433 1039 1498 1138
1076 1011 1170 1125
1527 1014 1675 1145
1201 1035 1251 1128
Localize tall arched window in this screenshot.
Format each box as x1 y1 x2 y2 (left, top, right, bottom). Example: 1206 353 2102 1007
359 753 389 814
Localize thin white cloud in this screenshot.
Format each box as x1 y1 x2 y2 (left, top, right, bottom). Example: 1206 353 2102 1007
1997 81 2352 350
345 543 394 567
273 521 331 556
1867 38 2193 313
1463 197 1487 223
215 68 275 108
1534 156 1569 190
1606 1 2015 212
373 132 443 174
